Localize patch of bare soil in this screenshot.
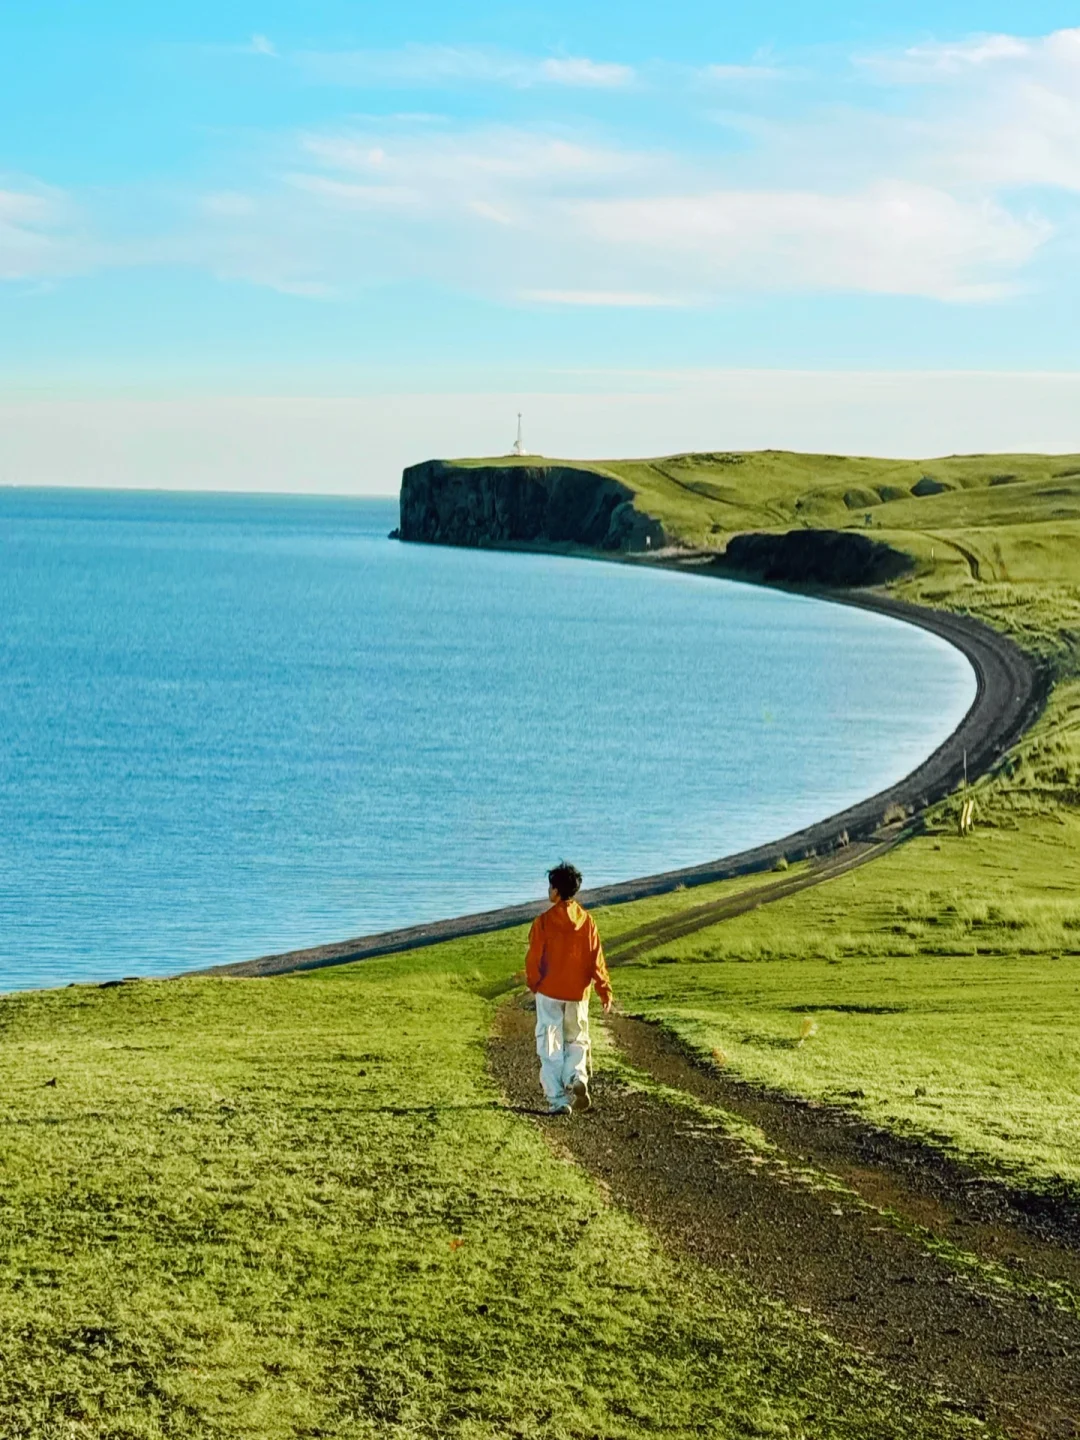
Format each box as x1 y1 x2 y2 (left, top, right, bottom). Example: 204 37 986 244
490 998 1080 1440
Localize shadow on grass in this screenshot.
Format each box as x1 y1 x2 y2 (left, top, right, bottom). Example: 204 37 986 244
475 977 524 1001
357 1100 545 1117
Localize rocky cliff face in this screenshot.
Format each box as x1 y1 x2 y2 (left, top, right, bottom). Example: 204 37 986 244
398 460 666 552
722 529 915 588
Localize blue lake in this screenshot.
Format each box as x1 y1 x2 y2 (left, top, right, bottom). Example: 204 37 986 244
0 489 976 991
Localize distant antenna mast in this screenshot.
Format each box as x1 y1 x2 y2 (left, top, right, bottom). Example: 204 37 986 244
512 413 524 456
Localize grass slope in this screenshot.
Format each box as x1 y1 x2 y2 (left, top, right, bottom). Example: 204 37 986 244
460 448 1080 568
0 944 980 1439
606 815 1080 1192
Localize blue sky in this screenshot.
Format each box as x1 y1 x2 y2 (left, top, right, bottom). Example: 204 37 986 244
2 4 1080 484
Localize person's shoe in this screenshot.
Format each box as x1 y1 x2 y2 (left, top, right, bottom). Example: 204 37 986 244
570 1079 592 1113
548 1101 573 1116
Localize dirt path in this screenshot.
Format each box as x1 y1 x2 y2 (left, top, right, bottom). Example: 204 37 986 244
611 1015 1080 1288
490 998 1080 1440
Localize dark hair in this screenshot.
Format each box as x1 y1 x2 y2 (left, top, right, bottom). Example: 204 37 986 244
548 861 583 901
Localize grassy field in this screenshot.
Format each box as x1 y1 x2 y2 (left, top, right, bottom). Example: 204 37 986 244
605 814 1080 1193
4 446 1079 1433
0 942 983 1439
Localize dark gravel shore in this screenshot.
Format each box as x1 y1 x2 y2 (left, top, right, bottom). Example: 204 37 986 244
196 587 1046 981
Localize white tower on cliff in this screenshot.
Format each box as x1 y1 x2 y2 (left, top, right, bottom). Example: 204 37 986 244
511 413 524 456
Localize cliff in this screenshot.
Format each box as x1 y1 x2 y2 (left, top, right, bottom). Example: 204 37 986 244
398 459 917 587
398 460 666 552
722 529 915 588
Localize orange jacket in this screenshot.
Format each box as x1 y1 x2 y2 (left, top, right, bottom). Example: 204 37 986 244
525 899 612 1006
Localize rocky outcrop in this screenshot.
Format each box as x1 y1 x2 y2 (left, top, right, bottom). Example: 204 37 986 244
722 529 915 588
912 475 952 497
398 460 666 552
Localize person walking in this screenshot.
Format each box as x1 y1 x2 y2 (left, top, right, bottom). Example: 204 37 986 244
525 861 612 1116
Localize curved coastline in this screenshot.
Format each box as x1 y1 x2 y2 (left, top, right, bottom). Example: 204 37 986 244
193 574 1047 982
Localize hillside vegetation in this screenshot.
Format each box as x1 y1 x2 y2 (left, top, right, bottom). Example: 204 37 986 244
602 449 1080 551
478 447 1077 548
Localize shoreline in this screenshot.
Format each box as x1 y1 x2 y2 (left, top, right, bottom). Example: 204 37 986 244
189 553 1048 982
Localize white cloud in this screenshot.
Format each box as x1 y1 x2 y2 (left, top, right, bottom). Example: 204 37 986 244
947 90 1080 193
298 126 647 194
296 43 635 90
91 27 1080 308
537 57 634 88
469 200 517 226
287 174 422 209
861 32 1032 80
859 28 1080 192
175 123 673 300
225 115 1049 303
6 24 1080 319
578 183 1048 300
0 182 84 281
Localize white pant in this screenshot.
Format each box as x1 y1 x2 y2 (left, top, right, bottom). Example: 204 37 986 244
534 993 591 1106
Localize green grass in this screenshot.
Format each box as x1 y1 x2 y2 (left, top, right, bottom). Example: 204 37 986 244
587 860 814 943
0 941 982 1439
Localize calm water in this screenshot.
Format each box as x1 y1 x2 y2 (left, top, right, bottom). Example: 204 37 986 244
0 489 976 991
